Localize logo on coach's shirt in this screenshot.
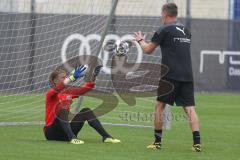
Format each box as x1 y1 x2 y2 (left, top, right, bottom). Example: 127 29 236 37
176 27 186 35
173 37 191 43
174 27 190 43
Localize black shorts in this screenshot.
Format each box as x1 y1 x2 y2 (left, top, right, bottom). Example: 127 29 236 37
157 77 195 106
44 108 93 141
44 118 71 141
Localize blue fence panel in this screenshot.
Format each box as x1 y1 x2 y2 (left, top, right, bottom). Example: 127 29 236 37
234 0 240 19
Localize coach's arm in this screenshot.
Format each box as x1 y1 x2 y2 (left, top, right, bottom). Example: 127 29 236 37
134 31 158 54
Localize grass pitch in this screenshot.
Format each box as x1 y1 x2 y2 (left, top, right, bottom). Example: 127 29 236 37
0 93 240 160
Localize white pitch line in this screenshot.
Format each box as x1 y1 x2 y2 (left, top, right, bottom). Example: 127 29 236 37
102 122 153 128
0 121 153 128
0 121 44 126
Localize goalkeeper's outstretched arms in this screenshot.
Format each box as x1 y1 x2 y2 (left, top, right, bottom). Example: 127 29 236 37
62 65 103 98
46 65 104 99
46 65 103 100
46 65 88 99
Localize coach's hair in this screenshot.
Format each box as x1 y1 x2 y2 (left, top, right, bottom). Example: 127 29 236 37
49 68 66 85
162 3 178 17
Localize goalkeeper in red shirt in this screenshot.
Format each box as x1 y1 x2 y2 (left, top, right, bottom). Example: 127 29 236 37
44 65 120 144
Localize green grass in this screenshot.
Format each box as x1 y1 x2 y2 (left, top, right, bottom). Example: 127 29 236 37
0 93 240 160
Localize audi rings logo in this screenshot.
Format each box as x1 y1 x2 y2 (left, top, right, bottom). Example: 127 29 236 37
61 33 143 74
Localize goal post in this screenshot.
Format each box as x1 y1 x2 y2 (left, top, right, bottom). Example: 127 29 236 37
74 0 119 116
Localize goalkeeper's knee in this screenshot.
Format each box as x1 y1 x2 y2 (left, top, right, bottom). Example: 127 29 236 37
80 108 96 120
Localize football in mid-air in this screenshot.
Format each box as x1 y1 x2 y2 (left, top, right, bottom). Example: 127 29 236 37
115 40 131 56
103 40 132 56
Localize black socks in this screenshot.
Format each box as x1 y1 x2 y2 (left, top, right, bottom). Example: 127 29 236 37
154 129 162 143
88 118 111 139
154 130 201 145
193 131 201 144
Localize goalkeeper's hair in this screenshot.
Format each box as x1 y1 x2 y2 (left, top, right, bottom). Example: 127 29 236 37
162 3 178 17
49 68 66 85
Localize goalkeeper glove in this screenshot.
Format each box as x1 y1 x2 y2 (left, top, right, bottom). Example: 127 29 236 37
93 65 103 76
69 65 87 82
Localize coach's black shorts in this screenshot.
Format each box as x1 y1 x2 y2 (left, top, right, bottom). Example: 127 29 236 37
157 77 195 106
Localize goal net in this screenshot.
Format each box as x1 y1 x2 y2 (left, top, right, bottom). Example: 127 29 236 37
0 0 233 127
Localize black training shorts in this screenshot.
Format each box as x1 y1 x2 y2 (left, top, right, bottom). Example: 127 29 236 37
157 77 195 107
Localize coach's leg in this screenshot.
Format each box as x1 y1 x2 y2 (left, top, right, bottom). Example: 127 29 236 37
183 106 201 145
183 106 199 131
154 101 166 143
147 101 166 149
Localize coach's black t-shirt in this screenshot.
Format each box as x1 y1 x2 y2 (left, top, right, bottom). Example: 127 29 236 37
151 22 193 82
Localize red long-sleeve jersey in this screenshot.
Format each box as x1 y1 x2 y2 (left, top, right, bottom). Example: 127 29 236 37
44 81 95 130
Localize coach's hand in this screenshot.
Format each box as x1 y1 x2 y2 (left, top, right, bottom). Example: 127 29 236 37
134 31 146 43
69 65 87 81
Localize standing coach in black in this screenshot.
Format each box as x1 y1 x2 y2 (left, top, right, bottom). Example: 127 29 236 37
134 3 201 152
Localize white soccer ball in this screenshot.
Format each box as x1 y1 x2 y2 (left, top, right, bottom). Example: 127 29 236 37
115 40 130 57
